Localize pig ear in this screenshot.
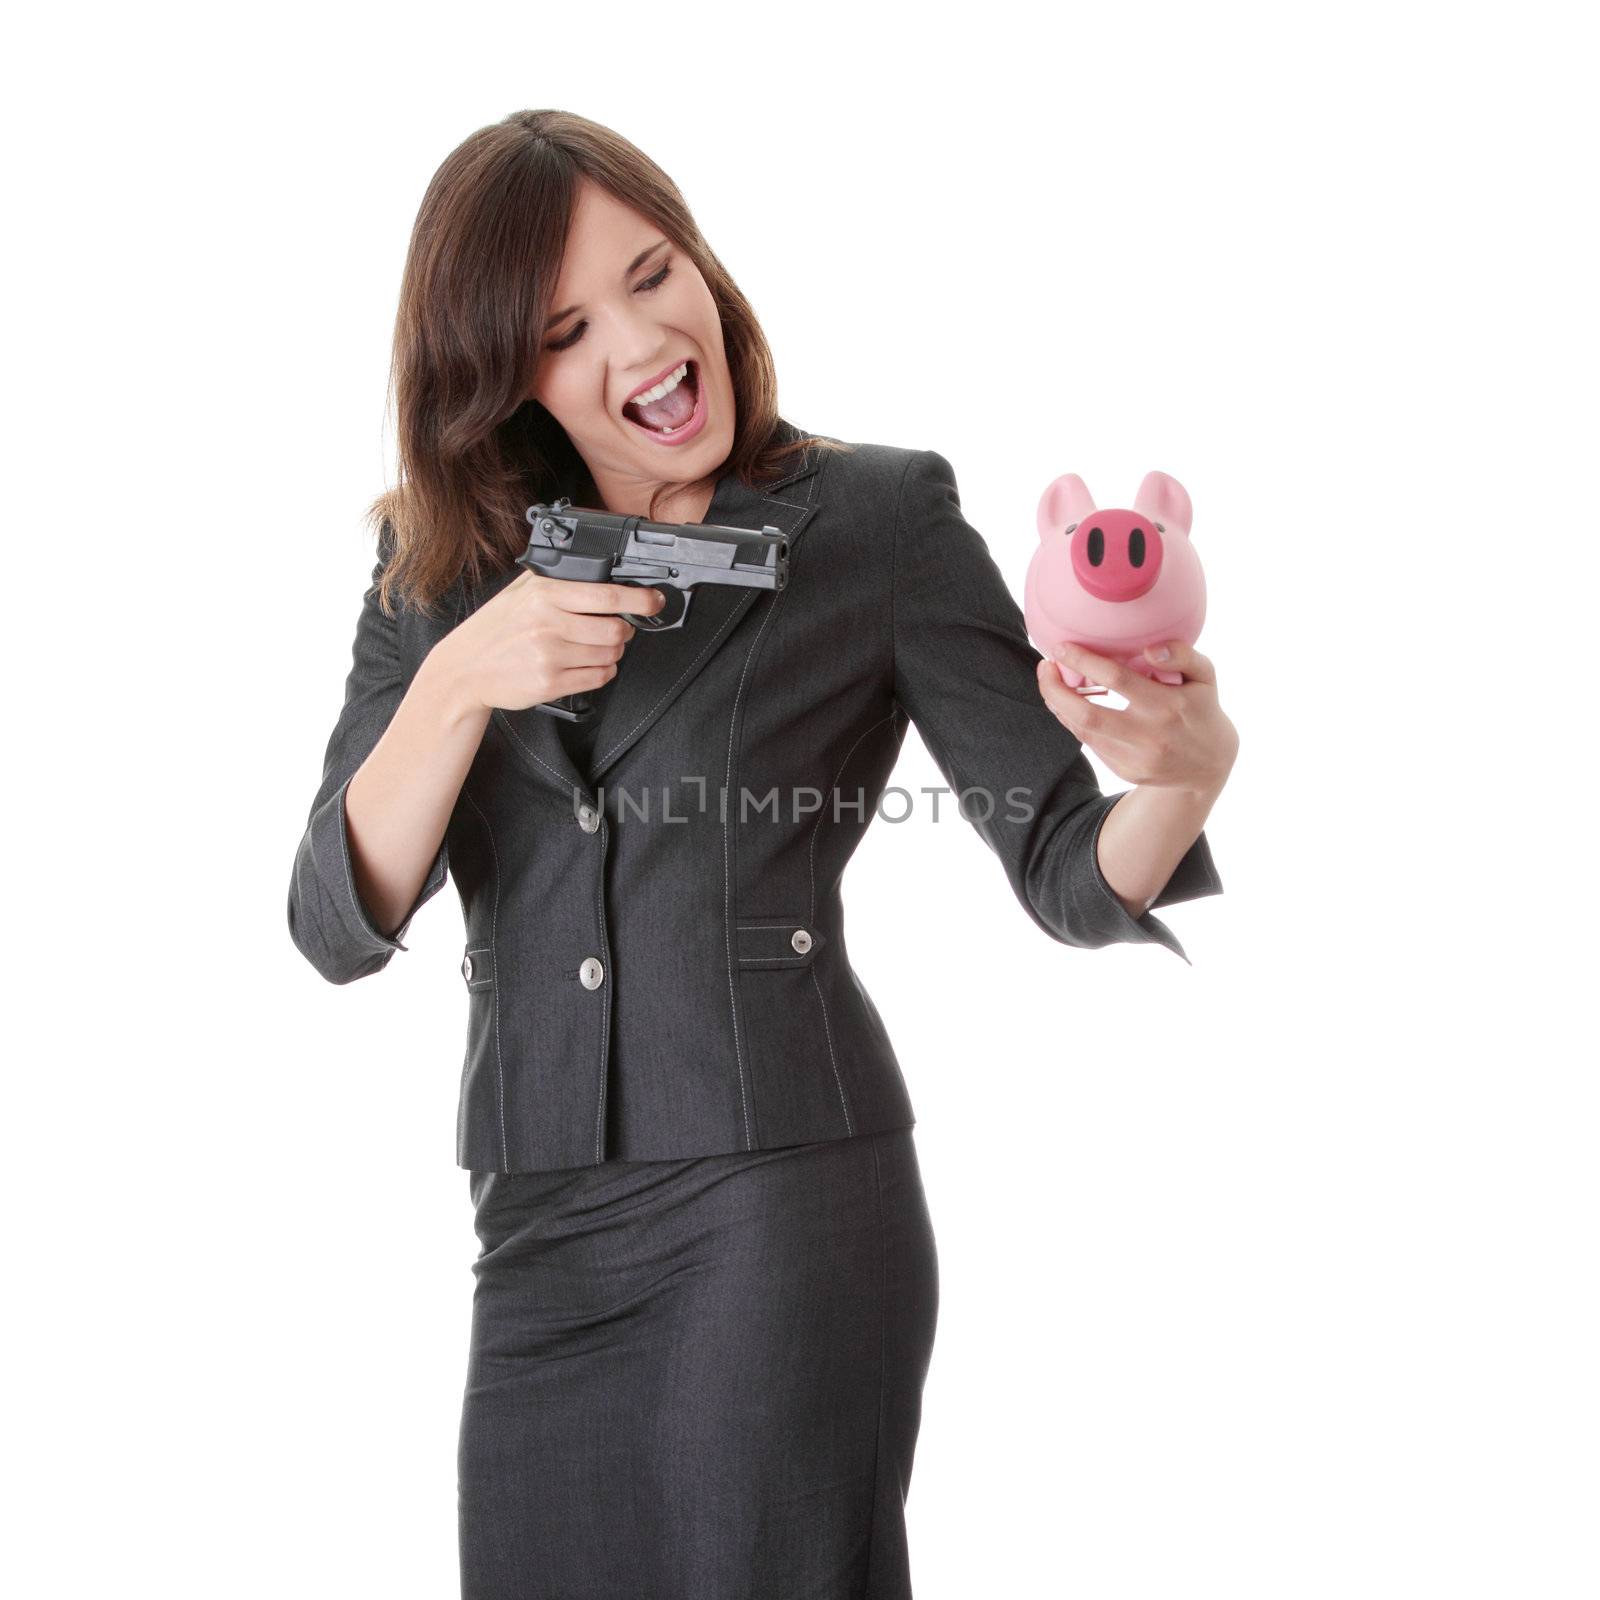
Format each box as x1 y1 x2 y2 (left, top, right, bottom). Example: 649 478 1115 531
1132 472 1192 537
1037 473 1096 542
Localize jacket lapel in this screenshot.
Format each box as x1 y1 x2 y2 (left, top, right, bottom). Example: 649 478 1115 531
491 426 823 805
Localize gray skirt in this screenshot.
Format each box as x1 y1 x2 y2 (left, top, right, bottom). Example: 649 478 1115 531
458 1126 940 1599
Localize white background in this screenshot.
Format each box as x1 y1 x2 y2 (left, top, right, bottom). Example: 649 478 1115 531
8 2 1596 1595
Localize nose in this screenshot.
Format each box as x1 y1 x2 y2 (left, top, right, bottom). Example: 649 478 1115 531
1069 512 1165 602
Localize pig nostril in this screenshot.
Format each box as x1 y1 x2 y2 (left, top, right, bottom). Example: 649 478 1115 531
1129 527 1146 567
1087 526 1104 565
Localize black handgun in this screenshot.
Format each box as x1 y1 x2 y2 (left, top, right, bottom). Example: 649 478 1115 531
517 497 789 721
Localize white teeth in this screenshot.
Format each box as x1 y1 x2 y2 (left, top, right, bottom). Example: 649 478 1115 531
625 361 689 411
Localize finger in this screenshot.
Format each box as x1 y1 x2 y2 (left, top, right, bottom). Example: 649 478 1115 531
556 642 628 670
1035 656 1114 710
1036 658 1116 744
1050 639 1153 704
1142 638 1214 684
551 660 622 690
557 611 639 648
551 580 667 615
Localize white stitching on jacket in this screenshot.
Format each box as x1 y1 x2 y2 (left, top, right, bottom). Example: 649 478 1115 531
333 775 398 953
723 470 855 1146
806 708 901 928
720 484 817 1149
724 591 785 1148
594 616 735 772
801 707 897 1136
594 490 811 773
493 709 585 805
592 815 610 1163
811 966 854 1137
460 786 509 1168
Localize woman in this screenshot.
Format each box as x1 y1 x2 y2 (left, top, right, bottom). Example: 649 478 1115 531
288 109 1235 1599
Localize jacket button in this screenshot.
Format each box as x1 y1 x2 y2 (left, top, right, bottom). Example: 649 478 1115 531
461 954 474 983
579 956 605 989
791 928 812 954
577 803 599 833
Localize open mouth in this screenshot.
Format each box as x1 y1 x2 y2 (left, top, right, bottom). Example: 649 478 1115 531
621 359 703 439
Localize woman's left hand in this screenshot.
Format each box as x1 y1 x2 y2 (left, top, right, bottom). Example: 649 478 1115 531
1034 638 1239 796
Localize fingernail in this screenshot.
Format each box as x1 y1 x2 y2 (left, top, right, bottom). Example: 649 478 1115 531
1146 643 1171 662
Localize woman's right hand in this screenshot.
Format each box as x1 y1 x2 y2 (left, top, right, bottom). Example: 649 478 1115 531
433 572 667 715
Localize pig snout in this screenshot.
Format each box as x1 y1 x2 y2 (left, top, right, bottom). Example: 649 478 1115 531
1069 511 1166 602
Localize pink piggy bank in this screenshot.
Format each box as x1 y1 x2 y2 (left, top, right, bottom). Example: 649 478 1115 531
1023 471 1205 689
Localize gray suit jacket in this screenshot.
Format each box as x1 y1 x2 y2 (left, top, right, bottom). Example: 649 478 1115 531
287 418 1223 1171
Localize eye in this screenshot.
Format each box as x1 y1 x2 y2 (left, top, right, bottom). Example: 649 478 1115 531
544 260 674 353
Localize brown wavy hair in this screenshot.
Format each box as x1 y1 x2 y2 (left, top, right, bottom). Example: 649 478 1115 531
364 109 854 620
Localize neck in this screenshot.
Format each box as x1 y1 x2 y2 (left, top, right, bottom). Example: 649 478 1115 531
605 479 715 525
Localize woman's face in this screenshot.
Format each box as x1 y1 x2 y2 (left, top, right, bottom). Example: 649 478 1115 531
531 180 735 520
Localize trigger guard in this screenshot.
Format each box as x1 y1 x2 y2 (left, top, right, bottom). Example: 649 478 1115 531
625 587 689 630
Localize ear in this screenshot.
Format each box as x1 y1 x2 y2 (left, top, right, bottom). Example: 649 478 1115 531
1037 473 1096 543
1132 472 1193 538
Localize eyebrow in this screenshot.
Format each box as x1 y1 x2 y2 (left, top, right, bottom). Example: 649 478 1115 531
544 239 670 332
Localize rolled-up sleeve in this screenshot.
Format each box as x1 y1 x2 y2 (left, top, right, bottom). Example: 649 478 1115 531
891 448 1223 965
287 542 451 985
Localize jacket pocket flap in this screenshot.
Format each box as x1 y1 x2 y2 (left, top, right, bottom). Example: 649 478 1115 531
735 918 827 967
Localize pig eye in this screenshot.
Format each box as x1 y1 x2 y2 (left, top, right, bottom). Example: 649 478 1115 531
1086 525 1104 565
1063 522 1078 535
1129 526 1146 567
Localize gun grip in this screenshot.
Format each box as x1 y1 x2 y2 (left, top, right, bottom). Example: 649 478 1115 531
531 587 690 718
534 691 595 722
